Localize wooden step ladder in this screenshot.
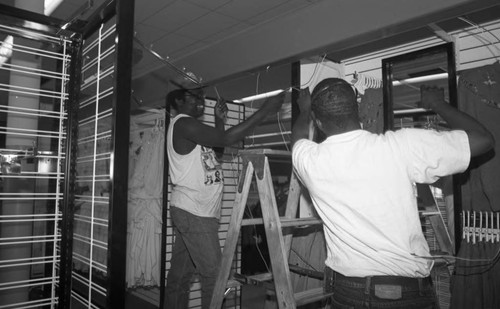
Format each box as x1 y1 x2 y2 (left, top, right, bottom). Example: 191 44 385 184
209 149 331 309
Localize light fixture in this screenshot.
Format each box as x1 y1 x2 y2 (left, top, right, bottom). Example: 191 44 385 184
392 73 448 86
233 89 285 103
0 0 64 67
0 35 13 67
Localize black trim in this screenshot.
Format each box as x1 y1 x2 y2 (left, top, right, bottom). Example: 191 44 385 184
160 102 170 309
106 0 135 307
81 0 116 39
381 59 393 132
291 61 301 127
382 43 457 130
0 3 66 28
58 39 84 308
382 42 460 255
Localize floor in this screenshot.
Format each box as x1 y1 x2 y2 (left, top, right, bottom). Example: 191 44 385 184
125 285 268 309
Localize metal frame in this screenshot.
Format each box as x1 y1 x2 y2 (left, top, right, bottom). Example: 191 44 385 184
382 42 458 131
381 42 460 254
63 0 135 307
0 5 81 309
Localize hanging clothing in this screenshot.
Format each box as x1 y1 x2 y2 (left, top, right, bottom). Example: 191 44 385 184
451 61 500 309
126 122 165 288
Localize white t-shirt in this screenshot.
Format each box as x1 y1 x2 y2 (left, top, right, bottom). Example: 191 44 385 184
167 114 224 218
292 128 470 277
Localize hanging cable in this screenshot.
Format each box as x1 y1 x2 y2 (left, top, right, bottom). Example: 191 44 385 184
134 36 202 88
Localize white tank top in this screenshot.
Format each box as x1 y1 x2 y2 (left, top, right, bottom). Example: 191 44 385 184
167 114 224 218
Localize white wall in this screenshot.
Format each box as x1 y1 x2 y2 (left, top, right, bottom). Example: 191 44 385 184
342 19 500 83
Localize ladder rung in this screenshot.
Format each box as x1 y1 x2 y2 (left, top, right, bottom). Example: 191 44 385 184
295 287 333 306
227 272 273 288
419 210 441 216
282 217 322 227
238 148 291 157
241 217 322 227
266 287 333 306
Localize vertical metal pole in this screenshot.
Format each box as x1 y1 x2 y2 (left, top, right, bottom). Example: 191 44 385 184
107 0 135 307
160 103 170 309
58 39 83 308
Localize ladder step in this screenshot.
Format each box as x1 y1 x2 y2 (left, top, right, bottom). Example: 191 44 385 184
239 148 291 157
419 210 441 216
227 272 273 288
266 287 333 307
295 287 333 306
241 217 322 227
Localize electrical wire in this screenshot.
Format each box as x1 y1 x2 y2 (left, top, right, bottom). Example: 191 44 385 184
134 36 202 88
244 205 271 274
458 17 500 57
300 54 328 88
277 109 290 151
410 240 500 273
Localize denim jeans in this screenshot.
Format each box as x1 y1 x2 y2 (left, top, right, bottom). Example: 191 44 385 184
165 207 222 309
326 268 438 309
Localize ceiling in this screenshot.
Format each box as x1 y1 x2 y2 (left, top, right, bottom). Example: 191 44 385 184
4 0 500 107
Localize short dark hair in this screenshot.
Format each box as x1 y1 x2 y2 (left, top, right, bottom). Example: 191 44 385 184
166 87 207 111
166 88 188 111
311 78 358 125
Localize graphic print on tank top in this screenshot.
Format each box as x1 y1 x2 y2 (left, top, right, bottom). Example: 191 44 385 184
201 146 224 185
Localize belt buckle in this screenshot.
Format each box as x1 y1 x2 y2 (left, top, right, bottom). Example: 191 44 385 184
374 284 402 300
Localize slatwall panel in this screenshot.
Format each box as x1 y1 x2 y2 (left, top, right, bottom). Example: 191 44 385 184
0 15 73 309
341 18 500 309
69 19 116 309
165 99 245 308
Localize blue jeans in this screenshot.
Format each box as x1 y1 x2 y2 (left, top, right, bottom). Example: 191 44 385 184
165 207 222 309
327 268 438 309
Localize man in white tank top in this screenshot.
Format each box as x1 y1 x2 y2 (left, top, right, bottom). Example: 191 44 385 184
165 87 285 309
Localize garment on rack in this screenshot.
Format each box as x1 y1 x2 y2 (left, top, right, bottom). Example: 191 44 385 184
126 120 165 288
451 61 500 309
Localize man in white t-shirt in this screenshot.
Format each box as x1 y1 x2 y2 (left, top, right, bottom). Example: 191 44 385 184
165 87 284 309
291 78 494 308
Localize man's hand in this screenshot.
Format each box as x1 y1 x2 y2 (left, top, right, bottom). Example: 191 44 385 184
214 98 228 122
263 91 286 113
297 88 311 113
291 88 312 146
420 85 445 110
